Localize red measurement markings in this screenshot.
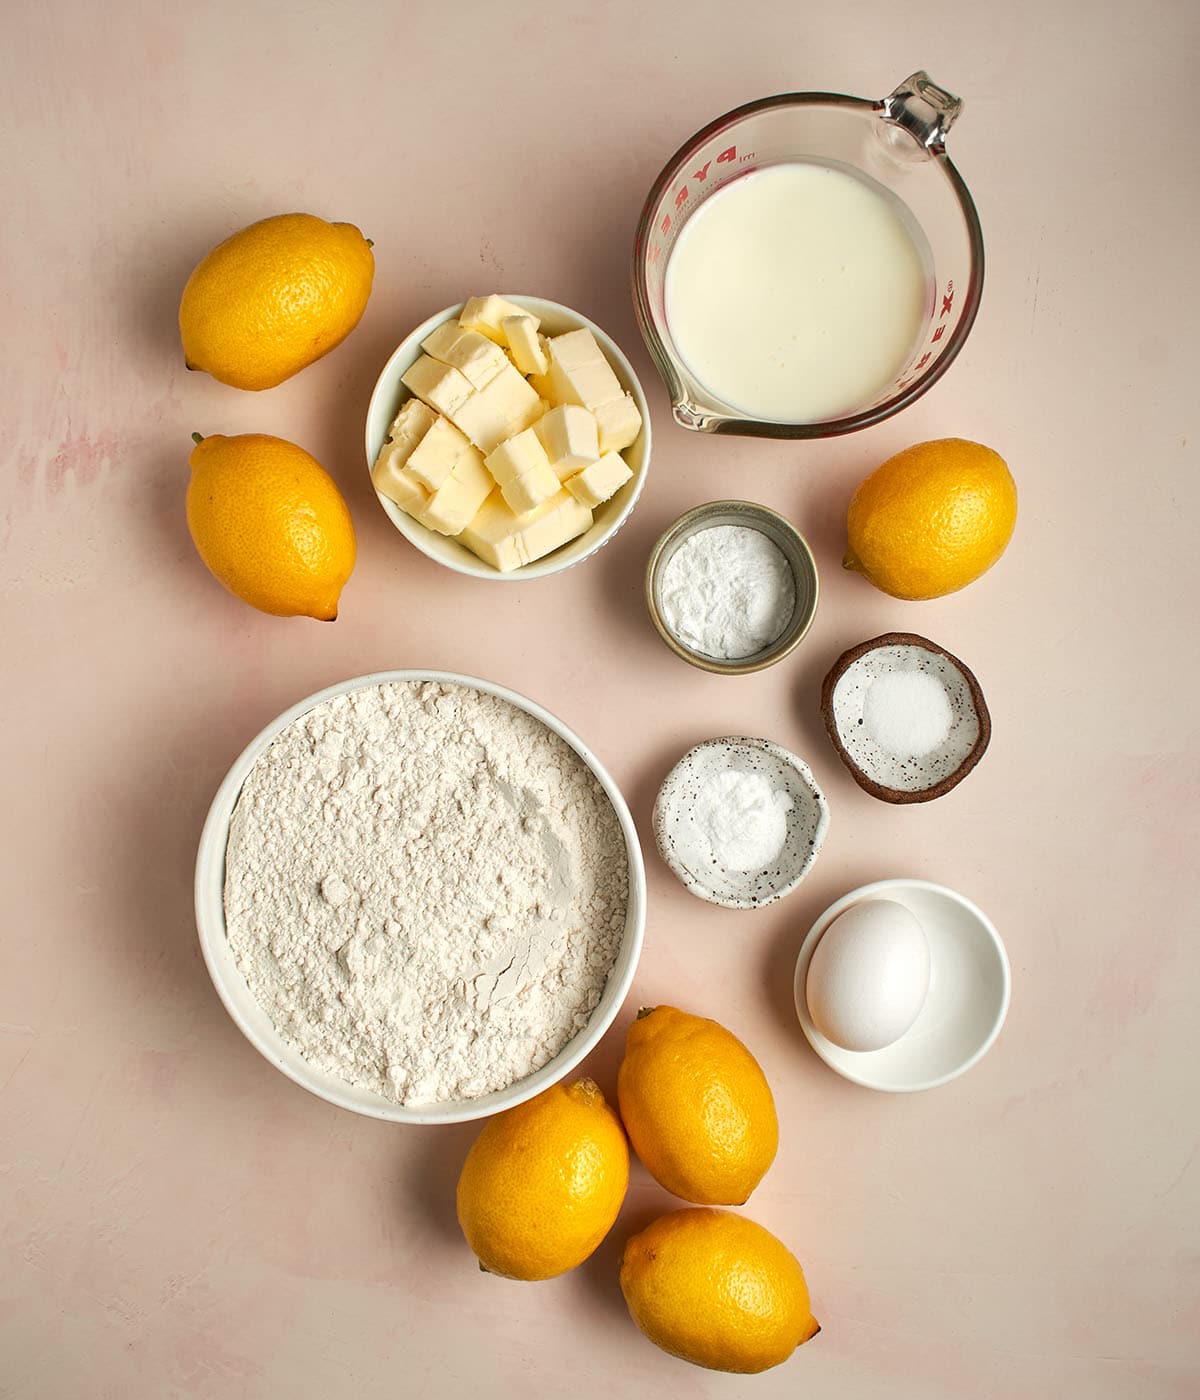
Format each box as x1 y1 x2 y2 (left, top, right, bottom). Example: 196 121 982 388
665 146 750 230
940 281 955 318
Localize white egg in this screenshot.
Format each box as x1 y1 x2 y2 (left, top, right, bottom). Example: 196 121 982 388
805 899 931 1052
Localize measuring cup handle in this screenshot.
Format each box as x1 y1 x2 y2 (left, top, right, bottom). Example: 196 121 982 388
880 71 964 154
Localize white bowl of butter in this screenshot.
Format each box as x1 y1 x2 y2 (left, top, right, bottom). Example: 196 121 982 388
365 296 651 580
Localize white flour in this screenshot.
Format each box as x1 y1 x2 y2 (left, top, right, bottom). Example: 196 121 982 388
659 524 795 659
223 681 628 1106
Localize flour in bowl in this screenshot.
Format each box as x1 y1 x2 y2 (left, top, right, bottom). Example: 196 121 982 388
223 680 628 1106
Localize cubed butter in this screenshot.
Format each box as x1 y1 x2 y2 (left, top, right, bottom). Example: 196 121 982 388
385 397 438 459
404 414 471 491
401 355 476 419
448 361 542 454
563 451 634 508
459 295 532 346
459 487 593 573
502 315 549 376
418 446 492 536
592 393 643 454
527 368 556 403
421 323 508 389
535 404 600 478
500 459 560 515
544 328 624 411
373 442 431 517
484 427 553 488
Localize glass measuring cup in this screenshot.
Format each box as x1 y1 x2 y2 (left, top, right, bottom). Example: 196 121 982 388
632 72 984 438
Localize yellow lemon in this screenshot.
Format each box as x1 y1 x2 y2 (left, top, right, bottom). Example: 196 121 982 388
179 213 374 390
456 1078 629 1280
620 1207 820 1373
616 1006 778 1205
844 437 1017 599
186 433 356 619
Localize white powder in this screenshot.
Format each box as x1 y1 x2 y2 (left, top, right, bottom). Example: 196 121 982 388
223 681 628 1106
659 524 796 659
862 670 954 758
682 769 793 873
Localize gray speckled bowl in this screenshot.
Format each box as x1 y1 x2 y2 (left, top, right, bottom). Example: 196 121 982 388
652 737 830 909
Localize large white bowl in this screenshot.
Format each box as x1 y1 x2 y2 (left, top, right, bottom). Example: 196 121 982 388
195 670 647 1124
793 879 1010 1092
364 296 652 581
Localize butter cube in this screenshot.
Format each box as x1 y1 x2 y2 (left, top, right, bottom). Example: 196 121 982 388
484 429 560 513
459 487 593 573
502 315 549 376
449 362 543 454
527 368 556 403
593 393 643 454
385 397 438 458
459 295 532 346
373 443 431 518
421 323 508 389
501 459 561 515
564 452 634 508
545 328 624 411
404 415 471 491
418 446 492 536
535 404 600 478
401 355 476 419
484 427 552 486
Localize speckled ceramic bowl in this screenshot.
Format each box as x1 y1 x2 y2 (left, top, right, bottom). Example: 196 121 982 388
652 737 830 909
644 501 819 675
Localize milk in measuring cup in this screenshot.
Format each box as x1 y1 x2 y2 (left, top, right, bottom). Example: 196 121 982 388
663 162 931 423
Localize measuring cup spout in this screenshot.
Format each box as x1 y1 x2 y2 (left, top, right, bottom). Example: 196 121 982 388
879 71 963 156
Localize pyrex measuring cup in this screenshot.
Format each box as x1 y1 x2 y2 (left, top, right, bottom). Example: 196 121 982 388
632 72 983 438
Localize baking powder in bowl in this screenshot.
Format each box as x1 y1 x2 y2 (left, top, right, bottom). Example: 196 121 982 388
659 524 795 659
223 681 627 1106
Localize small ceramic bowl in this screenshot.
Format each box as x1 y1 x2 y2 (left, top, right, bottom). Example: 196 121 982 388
821 633 991 803
364 296 651 581
653 737 830 909
793 878 1011 1092
644 501 819 675
195 670 647 1125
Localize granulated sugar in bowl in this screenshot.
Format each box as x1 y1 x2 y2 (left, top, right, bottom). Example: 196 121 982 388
195 670 646 1125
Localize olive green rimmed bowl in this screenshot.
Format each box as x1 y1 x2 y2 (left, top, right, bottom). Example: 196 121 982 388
644 500 819 675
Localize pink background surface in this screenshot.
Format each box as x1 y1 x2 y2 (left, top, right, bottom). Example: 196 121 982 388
3 2 1198 1396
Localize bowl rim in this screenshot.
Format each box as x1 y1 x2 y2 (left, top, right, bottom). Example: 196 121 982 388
195 668 647 1125
643 500 820 675
364 295 652 582
792 877 1011 1091
652 734 830 909
820 631 991 802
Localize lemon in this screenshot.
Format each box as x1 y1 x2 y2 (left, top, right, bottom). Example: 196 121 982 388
456 1078 629 1280
616 1006 778 1205
620 1207 820 1373
186 433 356 619
179 213 374 390
844 437 1017 600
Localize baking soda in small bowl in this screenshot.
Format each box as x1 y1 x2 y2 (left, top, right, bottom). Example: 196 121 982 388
659 524 795 660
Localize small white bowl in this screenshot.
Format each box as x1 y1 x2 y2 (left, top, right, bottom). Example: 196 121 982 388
364 296 652 581
793 879 1011 1092
195 670 646 1125
652 737 830 909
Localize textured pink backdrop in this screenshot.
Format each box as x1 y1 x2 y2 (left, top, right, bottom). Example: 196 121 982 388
2 1 1198 1397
